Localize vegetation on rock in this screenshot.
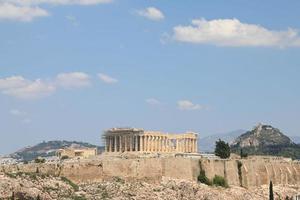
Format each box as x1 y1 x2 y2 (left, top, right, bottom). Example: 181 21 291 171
212 175 228 188
198 169 212 186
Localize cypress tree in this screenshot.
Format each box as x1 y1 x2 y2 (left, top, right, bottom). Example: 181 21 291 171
269 181 274 200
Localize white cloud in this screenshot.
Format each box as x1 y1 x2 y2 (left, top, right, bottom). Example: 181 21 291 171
0 3 48 22
0 72 91 100
173 18 300 47
146 98 161 105
0 0 111 22
9 109 27 116
137 7 164 21
4 0 112 6
0 76 30 89
98 73 118 84
2 79 56 99
177 100 203 111
56 72 91 89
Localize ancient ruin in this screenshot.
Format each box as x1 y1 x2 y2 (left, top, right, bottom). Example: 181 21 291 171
103 128 198 153
56 147 97 159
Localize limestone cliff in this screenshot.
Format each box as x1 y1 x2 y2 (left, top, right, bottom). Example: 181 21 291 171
1 172 299 200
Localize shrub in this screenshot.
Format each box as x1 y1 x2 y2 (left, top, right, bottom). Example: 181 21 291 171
113 176 125 184
215 139 231 159
61 155 69 160
212 175 228 188
61 177 79 191
34 157 46 163
72 196 87 200
197 169 212 185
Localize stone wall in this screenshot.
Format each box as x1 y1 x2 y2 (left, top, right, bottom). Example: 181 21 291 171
1 156 299 188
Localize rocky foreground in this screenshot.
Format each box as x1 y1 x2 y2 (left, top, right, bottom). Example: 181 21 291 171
0 172 299 200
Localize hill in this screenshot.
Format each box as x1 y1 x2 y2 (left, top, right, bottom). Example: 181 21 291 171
290 136 300 144
10 140 103 161
231 123 300 160
199 130 245 152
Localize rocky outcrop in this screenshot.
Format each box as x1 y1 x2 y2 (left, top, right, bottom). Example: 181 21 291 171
231 123 292 148
231 123 300 159
1 156 300 188
1 172 299 200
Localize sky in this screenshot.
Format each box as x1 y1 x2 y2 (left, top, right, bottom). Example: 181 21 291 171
1 0 300 155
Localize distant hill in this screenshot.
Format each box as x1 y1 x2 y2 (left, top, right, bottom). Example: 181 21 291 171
290 136 300 144
199 129 245 152
231 123 300 160
10 140 103 161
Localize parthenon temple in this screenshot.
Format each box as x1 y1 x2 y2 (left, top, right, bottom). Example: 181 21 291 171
103 128 198 153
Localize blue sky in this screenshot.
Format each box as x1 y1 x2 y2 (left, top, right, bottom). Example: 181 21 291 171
1 0 300 154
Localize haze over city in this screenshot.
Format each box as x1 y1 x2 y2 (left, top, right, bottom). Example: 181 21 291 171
1 0 300 155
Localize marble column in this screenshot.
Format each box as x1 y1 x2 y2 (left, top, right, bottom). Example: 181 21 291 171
160 137 163 152
114 136 117 152
139 136 143 152
156 136 159 152
119 135 122 152
105 137 108 152
129 135 132 152
151 136 154 152
109 137 112 152
146 136 148 152
124 135 128 152
135 135 138 151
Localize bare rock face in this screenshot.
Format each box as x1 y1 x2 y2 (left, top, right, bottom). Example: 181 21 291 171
231 123 292 148
1 173 299 200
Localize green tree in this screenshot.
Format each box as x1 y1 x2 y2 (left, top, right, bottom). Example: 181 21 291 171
269 181 274 200
240 149 248 158
215 139 231 159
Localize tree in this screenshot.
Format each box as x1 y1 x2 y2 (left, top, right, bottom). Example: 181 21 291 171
269 181 274 200
215 139 231 159
240 149 248 158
